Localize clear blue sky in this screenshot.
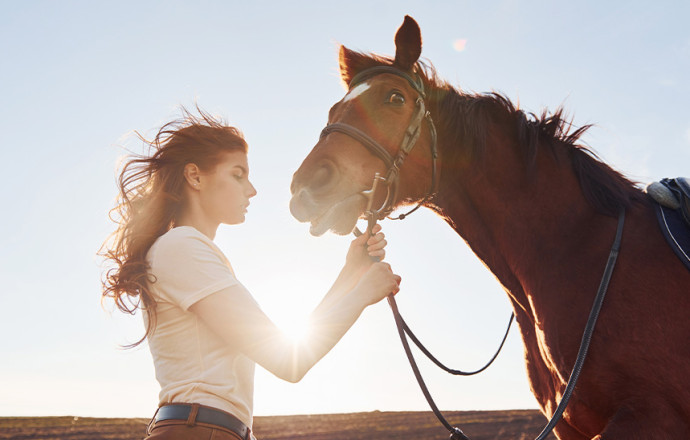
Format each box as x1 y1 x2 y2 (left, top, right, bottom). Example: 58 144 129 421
1 1 688 418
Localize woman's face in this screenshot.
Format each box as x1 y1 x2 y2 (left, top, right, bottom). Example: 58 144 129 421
199 151 257 225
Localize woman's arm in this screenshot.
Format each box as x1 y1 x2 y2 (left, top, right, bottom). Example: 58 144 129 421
189 227 399 383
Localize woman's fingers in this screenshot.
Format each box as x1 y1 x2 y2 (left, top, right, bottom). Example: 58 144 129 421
367 237 386 259
367 228 384 242
367 233 385 246
368 249 386 260
390 274 401 295
367 239 387 252
367 231 386 250
358 262 402 304
366 227 387 260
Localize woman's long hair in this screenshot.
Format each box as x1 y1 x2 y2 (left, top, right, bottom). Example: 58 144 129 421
100 108 248 347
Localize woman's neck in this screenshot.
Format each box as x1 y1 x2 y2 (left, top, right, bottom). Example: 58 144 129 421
176 210 219 240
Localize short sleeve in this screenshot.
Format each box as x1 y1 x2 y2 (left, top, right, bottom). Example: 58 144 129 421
148 228 239 310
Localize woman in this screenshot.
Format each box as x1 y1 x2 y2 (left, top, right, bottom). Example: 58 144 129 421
101 109 401 440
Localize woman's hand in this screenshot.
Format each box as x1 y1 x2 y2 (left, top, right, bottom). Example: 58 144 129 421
345 224 387 270
355 261 401 306
331 224 399 306
343 224 400 305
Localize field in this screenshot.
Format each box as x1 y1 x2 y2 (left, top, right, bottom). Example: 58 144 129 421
0 410 557 440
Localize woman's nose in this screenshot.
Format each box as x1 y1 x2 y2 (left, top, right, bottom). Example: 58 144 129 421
247 181 257 198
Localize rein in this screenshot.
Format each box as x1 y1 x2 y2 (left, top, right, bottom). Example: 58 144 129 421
388 209 625 440
327 65 626 439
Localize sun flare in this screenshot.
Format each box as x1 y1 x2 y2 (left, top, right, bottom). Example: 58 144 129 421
276 313 313 345
284 321 311 344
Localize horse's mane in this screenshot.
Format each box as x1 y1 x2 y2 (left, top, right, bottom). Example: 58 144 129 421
340 50 644 217
429 79 645 217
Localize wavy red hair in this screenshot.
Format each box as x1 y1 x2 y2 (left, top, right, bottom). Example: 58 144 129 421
101 108 248 347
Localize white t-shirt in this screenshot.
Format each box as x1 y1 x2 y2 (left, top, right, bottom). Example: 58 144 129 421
145 226 256 427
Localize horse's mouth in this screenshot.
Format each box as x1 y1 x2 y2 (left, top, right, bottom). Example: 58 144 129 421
305 193 368 237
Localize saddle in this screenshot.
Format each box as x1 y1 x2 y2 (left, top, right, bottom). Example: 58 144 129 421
646 177 690 271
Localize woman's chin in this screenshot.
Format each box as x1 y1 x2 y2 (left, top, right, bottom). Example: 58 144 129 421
223 214 247 226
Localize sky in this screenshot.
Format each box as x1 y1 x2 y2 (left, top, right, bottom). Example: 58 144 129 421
1 0 689 419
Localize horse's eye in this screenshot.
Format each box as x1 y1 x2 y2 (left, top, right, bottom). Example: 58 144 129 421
386 91 406 106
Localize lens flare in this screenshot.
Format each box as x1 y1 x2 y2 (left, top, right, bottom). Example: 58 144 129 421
453 39 467 52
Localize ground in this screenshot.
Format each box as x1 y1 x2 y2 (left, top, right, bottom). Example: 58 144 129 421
0 410 557 440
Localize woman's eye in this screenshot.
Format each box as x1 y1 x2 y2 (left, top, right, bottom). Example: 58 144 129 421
386 91 406 106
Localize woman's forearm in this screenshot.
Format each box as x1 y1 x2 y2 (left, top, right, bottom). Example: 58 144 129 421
312 264 360 313
190 283 369 383
279 286 367 382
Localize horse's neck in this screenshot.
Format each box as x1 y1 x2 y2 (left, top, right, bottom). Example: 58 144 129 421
431 132 607 318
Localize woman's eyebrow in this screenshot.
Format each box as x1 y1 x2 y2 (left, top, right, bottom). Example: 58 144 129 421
233 165 248 174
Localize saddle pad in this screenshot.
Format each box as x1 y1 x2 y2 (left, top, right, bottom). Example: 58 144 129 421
655 204 690 272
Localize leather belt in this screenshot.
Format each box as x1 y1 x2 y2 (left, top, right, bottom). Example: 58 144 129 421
153 403 253 440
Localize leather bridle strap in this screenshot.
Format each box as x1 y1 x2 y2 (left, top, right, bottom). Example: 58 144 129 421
319 65 438 221
349 65 426 98
321 123 394 169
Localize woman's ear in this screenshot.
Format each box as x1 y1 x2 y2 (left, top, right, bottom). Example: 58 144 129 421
184 163 201 190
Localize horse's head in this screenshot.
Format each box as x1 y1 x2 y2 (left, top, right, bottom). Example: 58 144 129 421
290 16 437 236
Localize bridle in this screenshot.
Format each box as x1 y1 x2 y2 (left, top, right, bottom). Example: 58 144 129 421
320 64 626 440
320 65 438 224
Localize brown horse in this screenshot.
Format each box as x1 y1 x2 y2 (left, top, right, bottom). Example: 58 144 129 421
290 16 690 440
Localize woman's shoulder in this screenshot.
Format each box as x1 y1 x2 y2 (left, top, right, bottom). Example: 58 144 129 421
159 226 208 243
148 226 215 262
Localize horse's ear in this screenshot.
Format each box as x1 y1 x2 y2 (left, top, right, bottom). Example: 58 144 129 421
339 45 362 86
393 15 422 71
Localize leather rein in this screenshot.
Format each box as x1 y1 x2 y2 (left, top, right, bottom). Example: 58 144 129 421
320 65 626 440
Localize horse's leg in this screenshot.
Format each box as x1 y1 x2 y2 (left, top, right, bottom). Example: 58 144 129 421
592 400 690 440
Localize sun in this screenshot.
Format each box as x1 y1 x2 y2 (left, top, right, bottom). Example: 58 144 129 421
279 318 312 345
269 302 314 346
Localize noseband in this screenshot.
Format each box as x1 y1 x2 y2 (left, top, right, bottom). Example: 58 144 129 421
319 65 438 221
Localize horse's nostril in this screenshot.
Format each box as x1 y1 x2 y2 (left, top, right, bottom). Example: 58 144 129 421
309 161 338 193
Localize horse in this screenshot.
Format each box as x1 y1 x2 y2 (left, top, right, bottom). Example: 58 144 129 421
289 15 690 440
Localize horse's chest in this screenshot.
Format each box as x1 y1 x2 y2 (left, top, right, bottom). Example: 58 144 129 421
533 322 569 384
522 317 574 409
